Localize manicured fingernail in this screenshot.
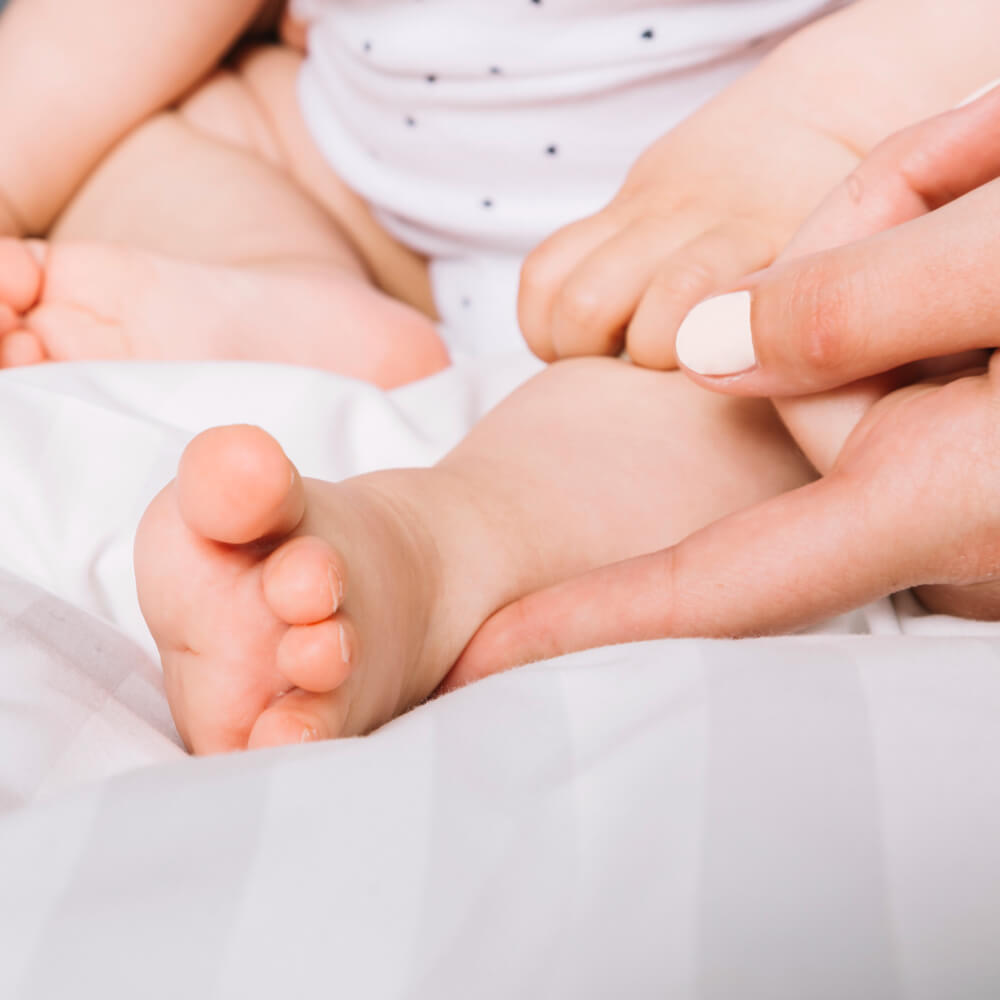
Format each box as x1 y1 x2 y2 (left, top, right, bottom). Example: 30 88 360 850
957 77 1000 108
675 291 756 376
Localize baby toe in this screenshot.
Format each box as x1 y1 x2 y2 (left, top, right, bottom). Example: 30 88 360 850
0 238 44 314
177 425 306 545
0 304 17 336
262 535 345 625
247 688 350 750
276 618 354 694
0 329 46 366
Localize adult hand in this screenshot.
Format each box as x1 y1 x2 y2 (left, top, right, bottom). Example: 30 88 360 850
444 82 1000 690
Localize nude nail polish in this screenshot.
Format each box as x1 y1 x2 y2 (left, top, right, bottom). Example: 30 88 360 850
675 291 757 376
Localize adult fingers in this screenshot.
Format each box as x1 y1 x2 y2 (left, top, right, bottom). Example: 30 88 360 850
674 177 1000 396
780 78 1000 261
674 83 1000 396
625 218 776 369
763 80 1000 470
893 77 1000 210
443 467 921 690
446 369 1000 689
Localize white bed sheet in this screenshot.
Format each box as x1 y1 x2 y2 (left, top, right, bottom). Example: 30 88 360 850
1 358 998 997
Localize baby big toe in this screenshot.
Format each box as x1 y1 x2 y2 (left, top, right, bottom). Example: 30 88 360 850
177 425 305 544
262 535 345 625
276 618 355 694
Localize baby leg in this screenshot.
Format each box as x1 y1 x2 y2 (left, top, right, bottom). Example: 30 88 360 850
0 47 447 384
135 358 814 753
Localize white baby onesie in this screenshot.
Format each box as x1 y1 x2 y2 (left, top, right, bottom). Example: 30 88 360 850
292 0 851 354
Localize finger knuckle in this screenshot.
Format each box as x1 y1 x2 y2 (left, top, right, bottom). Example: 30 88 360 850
651 256 716 310
784 260 855 375
555 278 607 332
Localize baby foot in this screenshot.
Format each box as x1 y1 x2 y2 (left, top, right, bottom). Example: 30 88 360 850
135 426 481 754
0 238 448 386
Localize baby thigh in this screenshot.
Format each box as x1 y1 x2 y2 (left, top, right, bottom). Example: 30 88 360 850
53 45 435 317
204 45 436 315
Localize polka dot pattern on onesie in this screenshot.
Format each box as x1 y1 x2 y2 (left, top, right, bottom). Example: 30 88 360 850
289 0 853 351
296 0 851 260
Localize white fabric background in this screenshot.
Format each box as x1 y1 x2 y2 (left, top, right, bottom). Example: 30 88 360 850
0 358 998 997
4 1 995 994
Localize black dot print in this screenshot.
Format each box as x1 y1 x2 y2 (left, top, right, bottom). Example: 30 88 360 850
546 145 558 156
363 40 372 53
482 198 494 209
489 66 503 75
461 297 472 309
426 74 438 83
641 28 655 40
405 115 417 127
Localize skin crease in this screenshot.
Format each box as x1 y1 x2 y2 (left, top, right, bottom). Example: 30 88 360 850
445 86 1000 690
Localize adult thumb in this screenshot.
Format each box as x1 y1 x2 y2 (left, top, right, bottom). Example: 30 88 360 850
443 469 919 691
672 178 1000 397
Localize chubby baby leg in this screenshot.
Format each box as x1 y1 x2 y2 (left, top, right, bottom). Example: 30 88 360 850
135 357 815 753
0 46 446 384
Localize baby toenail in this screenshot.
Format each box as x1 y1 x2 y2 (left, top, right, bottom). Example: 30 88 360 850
338 623 351 665
300 726 319 744
330 565 344 608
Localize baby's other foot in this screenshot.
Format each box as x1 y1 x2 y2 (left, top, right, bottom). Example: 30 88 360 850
0 238 448 386
0 240 47 365
135 426 463 753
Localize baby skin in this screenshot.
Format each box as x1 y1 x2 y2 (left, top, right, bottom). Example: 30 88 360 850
0 9 445 383
136 358 815 753
4 0 998 385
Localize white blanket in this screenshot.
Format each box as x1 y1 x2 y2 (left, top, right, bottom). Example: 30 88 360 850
1 359 998 997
